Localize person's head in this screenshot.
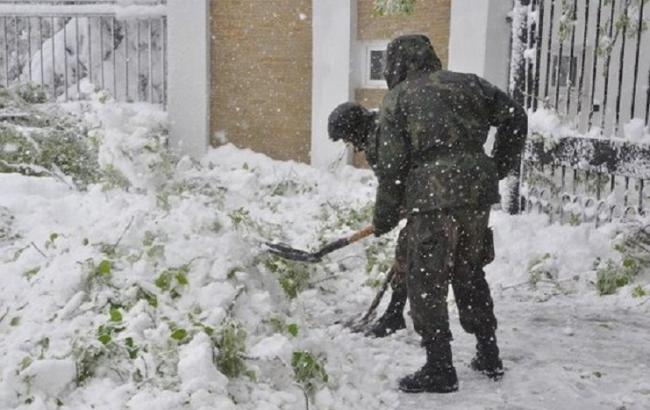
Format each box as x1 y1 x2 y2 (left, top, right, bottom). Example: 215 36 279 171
383 34 442 89
328 102 376 151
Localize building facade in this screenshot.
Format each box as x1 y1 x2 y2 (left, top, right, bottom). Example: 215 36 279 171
167 0 514 166
209 0 452 166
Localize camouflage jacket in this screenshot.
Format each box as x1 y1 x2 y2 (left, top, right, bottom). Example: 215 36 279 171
372 35 528 235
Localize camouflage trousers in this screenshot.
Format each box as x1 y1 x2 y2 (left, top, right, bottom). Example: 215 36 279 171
402 208 497 346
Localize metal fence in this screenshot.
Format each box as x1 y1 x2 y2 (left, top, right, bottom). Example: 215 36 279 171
511 0 650 224
0 0 167 104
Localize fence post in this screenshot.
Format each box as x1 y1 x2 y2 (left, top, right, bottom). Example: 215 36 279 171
167 0 210 159
508 0 531 214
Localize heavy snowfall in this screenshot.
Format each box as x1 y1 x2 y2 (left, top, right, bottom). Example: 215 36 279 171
0 89 648 409
1 1 650 409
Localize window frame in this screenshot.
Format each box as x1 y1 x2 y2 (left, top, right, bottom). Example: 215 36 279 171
361 41 389 89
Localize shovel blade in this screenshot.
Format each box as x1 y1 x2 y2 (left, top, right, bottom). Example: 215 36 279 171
265 242 322 263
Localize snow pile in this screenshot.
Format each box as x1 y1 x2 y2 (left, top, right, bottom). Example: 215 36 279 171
0 95 401 409
529 107 650 144
623 118 650 144
1 98 649 409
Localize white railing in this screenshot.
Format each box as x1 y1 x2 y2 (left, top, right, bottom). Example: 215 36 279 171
0 0 167 104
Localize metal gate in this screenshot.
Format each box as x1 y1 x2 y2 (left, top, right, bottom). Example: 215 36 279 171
511 0 650 224
0 0 167 104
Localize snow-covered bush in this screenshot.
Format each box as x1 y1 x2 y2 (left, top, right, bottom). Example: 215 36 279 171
594 223 650 295
373 0 416 16
0 87 100 187
291 351 329 397
0 206 14 242
0 85 173 191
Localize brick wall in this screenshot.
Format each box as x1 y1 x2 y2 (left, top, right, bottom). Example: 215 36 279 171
355 0 451 110
357 0 450 63
210 0 312 163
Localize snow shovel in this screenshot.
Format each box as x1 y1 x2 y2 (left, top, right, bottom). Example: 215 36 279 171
345 265 396 333
266 225 375 263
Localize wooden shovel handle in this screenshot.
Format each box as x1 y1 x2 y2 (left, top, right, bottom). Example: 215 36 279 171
347 225 375 243
315 225 376 259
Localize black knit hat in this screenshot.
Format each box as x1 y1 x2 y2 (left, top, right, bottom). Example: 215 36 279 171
328 102 371 147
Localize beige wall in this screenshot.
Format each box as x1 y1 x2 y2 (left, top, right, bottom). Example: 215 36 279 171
210 0 312 163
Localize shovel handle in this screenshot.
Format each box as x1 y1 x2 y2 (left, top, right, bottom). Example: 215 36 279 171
315 225 375 259
347 225 375 243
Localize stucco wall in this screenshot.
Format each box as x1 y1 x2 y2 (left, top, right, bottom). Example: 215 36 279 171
210 0 312 162
448 0 511 91
168 0 210 159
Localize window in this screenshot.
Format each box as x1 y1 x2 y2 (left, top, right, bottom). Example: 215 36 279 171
362 42 389 88
369 49 386 81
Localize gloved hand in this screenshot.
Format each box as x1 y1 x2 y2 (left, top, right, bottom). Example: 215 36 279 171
373 208 400 237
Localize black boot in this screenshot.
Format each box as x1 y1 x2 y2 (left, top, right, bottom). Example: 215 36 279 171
398 342 458 393
470 332 504 380
366 284 407 338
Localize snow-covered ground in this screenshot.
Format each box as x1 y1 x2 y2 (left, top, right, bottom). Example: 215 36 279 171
1 100 649 410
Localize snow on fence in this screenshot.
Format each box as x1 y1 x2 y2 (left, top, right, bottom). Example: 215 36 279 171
0 0 167 104
511 0 650 224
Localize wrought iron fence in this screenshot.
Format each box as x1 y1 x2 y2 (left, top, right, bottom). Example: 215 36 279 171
0 0 167 104
523 135 650 225
511 0 650 224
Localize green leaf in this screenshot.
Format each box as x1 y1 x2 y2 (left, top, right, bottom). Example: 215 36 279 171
19 356 32 370
109 307 123 322
10 317 20 326
170 328 187 341
215 321 248 378
146 244 165 258
632 285 647 298
137 287 158 308
23 267 40 280
287 323 299 337
155 272 171 291
175 272 189 286
622 257 636 269
49 233 59 242
38 337 50 351
96 260 111 277
132 369 143 383
98 334 111 345
291 350 329 395
125 337 139 359
143 231 156 247
97 325 112 345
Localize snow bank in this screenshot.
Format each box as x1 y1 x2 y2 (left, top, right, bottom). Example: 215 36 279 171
1 96 649 409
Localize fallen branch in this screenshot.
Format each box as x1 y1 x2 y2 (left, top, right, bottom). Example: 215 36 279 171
0 306 9 323
226 286 246 317
294 383 310 410
113 216 136 249
30 241 47 258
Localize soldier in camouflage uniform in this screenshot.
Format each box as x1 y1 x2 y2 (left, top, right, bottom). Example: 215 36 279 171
371 34 527 393
328 103 409 338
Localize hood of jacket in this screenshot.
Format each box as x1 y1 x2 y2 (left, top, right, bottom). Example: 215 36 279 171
383 34 442 90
